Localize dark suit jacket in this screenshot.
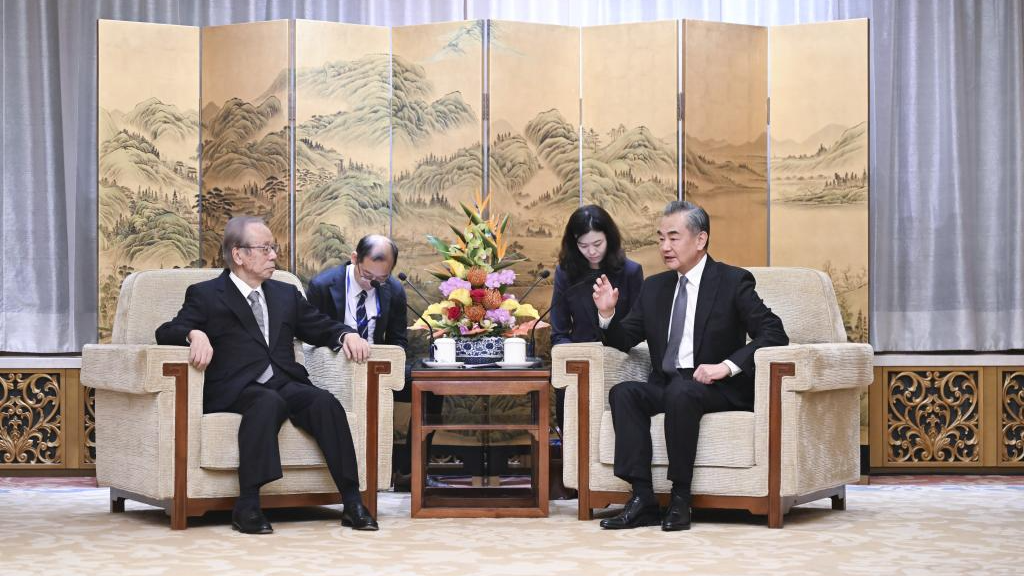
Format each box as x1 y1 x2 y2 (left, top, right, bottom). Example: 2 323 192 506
602 256 788 410
155 269 351 413
306 262 408 349
550 259 644 346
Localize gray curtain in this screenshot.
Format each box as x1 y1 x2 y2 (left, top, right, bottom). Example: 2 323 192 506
2 0 1022 352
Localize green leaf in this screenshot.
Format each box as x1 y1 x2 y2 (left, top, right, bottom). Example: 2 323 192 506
452 254 475 266
428 270 453 281
448 224 468 244
426 235 451 256
461 202 483 225
492 258 524 271
499 215 510 234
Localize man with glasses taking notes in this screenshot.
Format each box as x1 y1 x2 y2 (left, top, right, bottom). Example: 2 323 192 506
155 216 379 534
306 233 439 492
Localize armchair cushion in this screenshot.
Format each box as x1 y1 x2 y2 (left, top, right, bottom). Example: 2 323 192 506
598 411 755 468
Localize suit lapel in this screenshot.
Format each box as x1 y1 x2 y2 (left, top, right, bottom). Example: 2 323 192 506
217 271 269 349
654 273 676 350
263 280 286 350
692 257 720 362
329 263 349 321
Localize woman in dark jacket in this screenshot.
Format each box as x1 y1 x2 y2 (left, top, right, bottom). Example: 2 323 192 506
550 205 643 429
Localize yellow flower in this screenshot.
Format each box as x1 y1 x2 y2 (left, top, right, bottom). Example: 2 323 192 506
424 302 453 316
444 259 466 278
412 316 441 329
512 303 540 319
500 298 520 312
448 288 472 307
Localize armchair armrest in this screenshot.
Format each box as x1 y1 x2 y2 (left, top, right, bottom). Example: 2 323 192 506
81 344 200 394
754 343 873 393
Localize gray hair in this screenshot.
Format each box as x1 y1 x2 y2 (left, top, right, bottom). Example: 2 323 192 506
222 216 267 269
664 200 710 249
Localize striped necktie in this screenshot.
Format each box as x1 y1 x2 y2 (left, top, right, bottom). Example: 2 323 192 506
356 290 369 340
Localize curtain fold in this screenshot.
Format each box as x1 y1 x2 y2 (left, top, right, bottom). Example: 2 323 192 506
2 0 1022 352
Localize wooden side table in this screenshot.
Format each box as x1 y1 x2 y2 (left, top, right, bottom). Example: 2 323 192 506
410 366 550 518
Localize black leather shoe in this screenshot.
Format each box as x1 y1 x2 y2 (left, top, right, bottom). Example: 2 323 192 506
341 502 380 531
599 494 660 529
392 472 411 493
231 507 273 534
662 493 692 531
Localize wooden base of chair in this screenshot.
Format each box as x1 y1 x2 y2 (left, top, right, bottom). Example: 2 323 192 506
131 362 388 530
567 360 847 528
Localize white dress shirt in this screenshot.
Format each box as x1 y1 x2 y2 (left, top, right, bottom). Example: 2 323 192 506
344 264 379 344
599 254 740 376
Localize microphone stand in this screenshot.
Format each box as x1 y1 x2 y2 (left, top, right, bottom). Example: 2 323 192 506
395 274 437 363
529 270 603 357
518 268 550 303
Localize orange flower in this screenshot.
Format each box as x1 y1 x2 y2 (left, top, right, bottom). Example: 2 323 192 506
465 305 486 323
466 267 488 288
482 289 503 310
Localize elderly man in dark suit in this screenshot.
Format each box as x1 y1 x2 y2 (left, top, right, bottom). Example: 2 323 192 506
155 216 378 534
593 201 788 531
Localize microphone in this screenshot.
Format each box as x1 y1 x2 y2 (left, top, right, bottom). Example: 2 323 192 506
370 279 381 289
518 268 550 302
528 270 602 357
397 272 433 309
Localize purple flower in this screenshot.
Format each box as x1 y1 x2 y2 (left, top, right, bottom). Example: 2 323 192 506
485 269 516 288
459 324 471 335
439 277 471 297
485 308 512 325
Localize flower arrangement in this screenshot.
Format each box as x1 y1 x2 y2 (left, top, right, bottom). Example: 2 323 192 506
412 192 541 338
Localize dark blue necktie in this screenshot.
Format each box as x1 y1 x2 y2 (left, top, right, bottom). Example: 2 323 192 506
356 290 368 339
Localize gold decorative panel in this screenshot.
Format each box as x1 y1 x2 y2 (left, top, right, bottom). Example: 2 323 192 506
487 20 580 310
582 21 679 276
683 20 768 267
201 20 292 267
97 21 201 342
84 386 96 464
0 372 62 465
293 21 391 282
886 370 980 464
1001 369 1024 464
769 20 869 343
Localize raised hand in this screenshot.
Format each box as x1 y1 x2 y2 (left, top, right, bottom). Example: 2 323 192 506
592 274 619 318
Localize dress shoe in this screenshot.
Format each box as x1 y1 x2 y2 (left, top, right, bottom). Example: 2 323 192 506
599 494 660 529
341 502 380 531
231 507 273 535
392 472 411 493
662 493 692 531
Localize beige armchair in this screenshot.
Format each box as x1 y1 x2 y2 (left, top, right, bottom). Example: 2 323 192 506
552 267 872 528
81 268 405 529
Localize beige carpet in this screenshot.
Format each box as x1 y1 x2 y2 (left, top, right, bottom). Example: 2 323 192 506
1 481 1020 575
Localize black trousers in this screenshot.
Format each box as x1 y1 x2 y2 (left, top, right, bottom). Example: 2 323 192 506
225 375 359 494
609 370 744 493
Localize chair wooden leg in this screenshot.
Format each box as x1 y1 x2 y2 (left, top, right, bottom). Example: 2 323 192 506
170 494 187 530
831 486 847 510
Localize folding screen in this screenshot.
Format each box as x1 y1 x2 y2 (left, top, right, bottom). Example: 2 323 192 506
581 21 680 276
390 21 484 281
200 20 291 268
293 21 391 282
97 21 200 342
487 20 580 307
683 21 768 267
769 19 869 343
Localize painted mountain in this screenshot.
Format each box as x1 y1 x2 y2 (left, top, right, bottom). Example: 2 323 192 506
98 97 200 340
200 91 291 267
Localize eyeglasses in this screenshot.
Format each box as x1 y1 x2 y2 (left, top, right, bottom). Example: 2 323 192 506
239 244 280 255
356 263 390 284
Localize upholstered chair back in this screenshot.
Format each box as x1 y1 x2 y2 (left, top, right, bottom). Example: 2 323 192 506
746 267 848 345
110 268 306 346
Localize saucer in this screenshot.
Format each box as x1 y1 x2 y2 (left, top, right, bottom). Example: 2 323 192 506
495 360 536 369
422 360 465 369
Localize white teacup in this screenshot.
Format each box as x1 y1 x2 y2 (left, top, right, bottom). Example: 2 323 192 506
432 337 456 363
503 337 527 364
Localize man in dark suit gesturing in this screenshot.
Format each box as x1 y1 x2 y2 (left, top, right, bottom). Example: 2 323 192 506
593 201 788 531
155 216 379 534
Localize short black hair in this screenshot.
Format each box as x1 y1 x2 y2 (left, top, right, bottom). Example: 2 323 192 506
557 204 626 282
355 234 399 267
